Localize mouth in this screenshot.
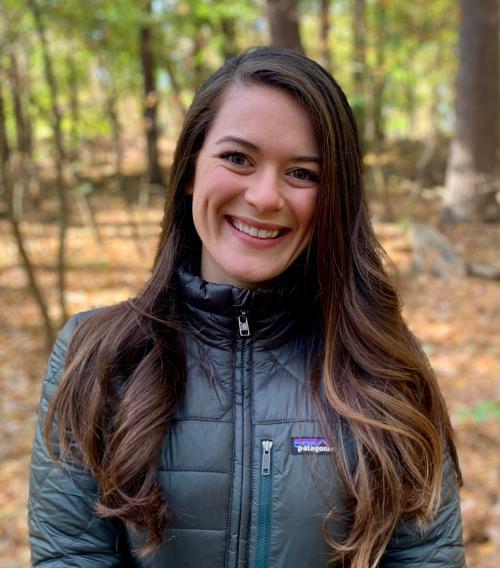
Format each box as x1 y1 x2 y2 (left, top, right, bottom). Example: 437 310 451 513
227 216 286 240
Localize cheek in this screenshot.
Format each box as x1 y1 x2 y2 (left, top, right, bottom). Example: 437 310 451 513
294 191 318 234
192 168 241 212
212 169 241 201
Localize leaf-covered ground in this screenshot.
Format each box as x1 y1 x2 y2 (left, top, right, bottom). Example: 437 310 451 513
0 190 498 567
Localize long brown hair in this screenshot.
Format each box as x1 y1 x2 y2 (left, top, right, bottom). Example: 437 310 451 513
46 47 460 566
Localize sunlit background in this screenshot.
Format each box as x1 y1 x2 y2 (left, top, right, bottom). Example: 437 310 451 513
0 0 498 566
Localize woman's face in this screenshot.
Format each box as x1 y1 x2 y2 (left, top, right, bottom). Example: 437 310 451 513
189 83 319 289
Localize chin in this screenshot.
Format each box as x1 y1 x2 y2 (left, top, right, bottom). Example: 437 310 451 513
228 266 284 289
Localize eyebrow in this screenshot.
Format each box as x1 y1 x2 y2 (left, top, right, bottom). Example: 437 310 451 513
215 135 320 164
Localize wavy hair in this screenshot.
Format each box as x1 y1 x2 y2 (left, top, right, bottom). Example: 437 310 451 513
46 47 460 566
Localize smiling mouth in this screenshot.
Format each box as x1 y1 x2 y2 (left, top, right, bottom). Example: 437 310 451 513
228 217 285 239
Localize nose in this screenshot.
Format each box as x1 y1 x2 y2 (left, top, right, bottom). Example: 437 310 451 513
244 168 285 213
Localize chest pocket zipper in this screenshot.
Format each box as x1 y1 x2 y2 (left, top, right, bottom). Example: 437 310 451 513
256 439 274 568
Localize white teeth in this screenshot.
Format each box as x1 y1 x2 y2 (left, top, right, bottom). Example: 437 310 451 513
230 219 281 239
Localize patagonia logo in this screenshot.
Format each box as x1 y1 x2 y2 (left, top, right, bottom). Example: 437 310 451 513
291 437 334 455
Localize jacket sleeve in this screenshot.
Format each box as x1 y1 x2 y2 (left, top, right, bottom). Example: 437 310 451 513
29 313 133 567
381 452 467 567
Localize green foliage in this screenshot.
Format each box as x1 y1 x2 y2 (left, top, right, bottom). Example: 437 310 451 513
301 0 459 139
458 400 500 424
0 0 460 167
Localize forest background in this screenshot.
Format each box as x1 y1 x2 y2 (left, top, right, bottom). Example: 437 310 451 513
0 0 498 566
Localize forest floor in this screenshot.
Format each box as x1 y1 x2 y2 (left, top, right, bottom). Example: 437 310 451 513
0 164 499 567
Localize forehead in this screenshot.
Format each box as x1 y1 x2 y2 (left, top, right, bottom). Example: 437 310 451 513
203 83 318 153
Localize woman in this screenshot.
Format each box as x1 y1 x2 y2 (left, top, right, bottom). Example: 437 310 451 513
29 47 466 567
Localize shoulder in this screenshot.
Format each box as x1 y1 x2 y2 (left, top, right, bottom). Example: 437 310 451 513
46 307 105 385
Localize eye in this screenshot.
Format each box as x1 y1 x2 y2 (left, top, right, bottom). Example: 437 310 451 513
290 168 319 183
220 151 249 167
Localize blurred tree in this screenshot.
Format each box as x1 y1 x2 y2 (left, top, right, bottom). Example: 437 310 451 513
220 14 239 61
9 54 32 161
266 0 304 53
370 0 386 145
442 0 499 222
100 64 147 256
140 0 164 187
66 54 80 154
0 0 468 215
352 0 367 146
6 51 40 219
0 74 9 166
28 0 69 321
319 0 332 71
0 74 56 350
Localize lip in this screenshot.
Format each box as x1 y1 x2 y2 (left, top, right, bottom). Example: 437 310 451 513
225 215 288 232
225 216 289 249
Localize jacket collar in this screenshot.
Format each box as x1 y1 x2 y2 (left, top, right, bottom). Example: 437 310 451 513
175 259 316 348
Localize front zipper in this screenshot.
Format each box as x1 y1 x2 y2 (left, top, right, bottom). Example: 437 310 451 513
238 310 250 336
255 439 273 568
232 309 251 568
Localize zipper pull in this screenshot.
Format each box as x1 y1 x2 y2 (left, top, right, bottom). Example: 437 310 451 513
261 440 273 475
238 310 250 337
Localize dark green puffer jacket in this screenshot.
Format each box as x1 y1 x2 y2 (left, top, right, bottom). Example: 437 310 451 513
29 266 466 567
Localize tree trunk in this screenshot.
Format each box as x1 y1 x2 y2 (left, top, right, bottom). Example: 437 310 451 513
192 34 207 87
415 76 441 187
67 55 80 153
319 0 331 71
266 0 304 54
9 54 32 158
0 78 56 351
365 0 390 218
8 52 40 213
105 85 147 257
371 0 386 145
140 2 164 187
8 54 29 218
442 0 499 222
28 0 68 322
0 78 9 166
352 0 367 147
163 56 187 118
220 16 238 61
